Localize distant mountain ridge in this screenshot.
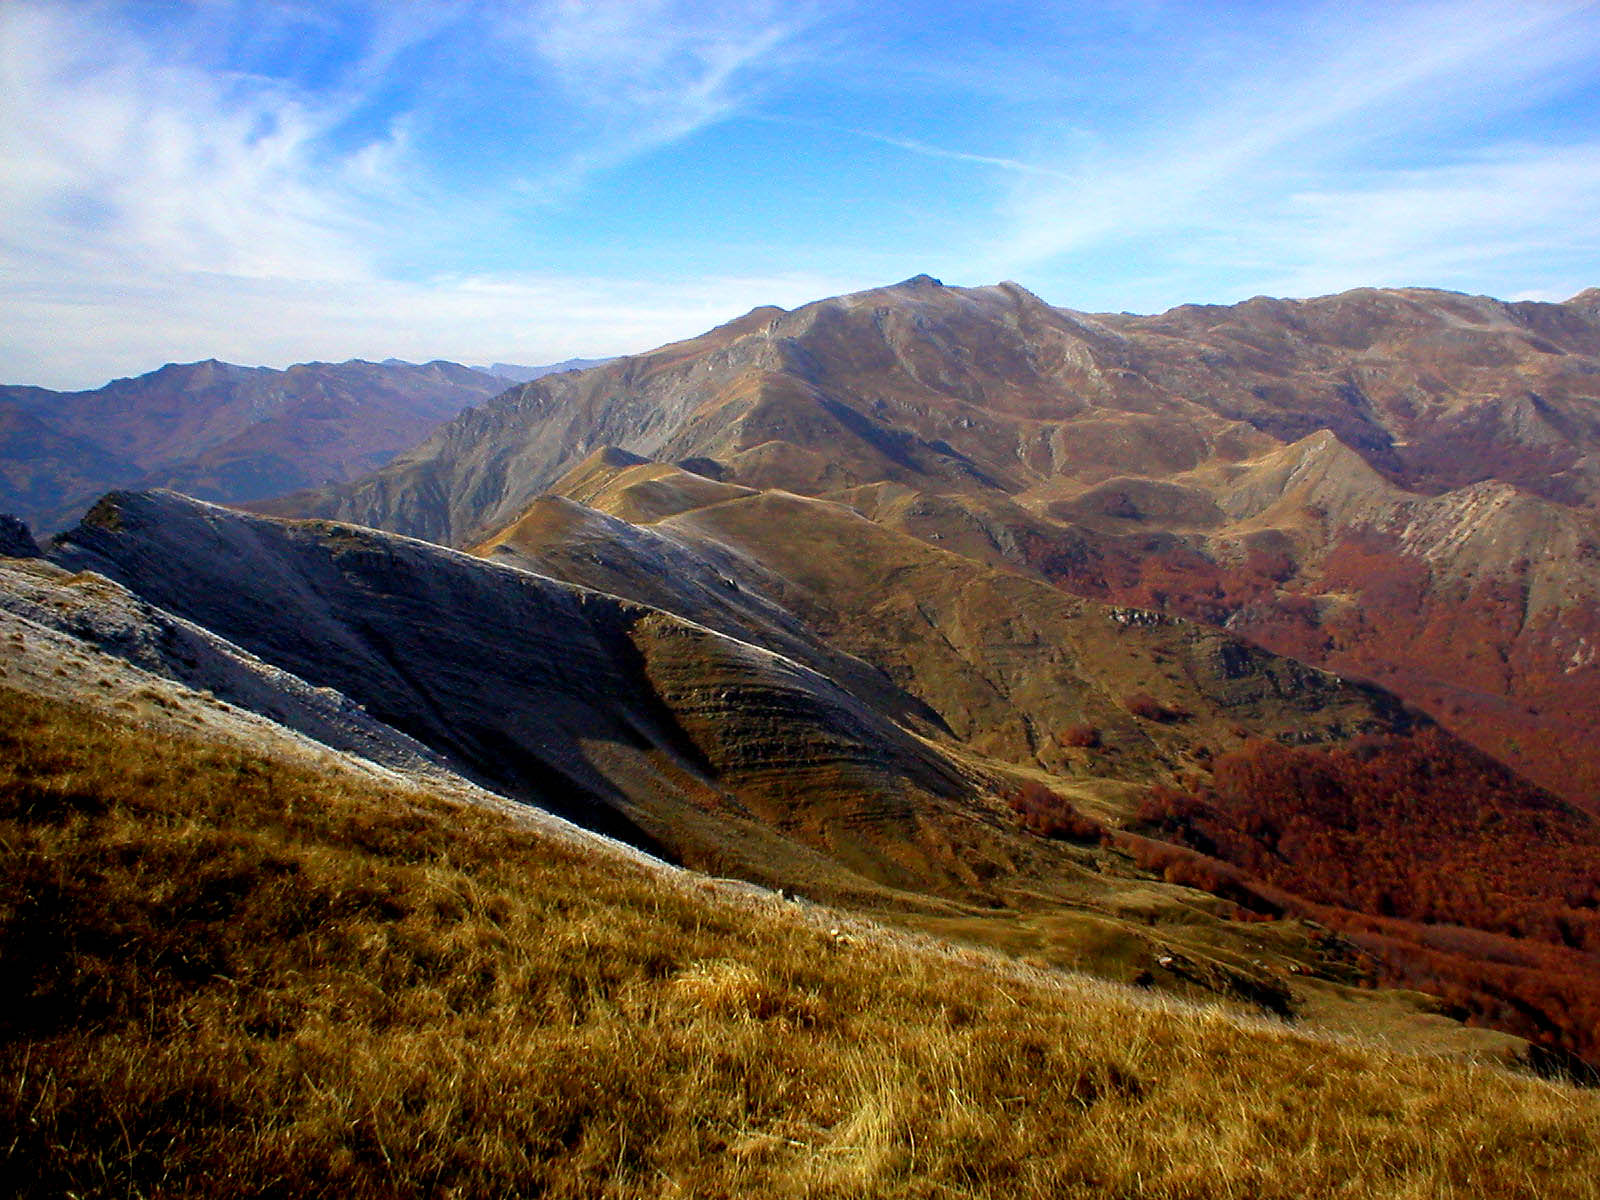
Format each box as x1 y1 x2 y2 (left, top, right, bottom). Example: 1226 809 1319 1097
1 356 539 534
273 278 1600 539
265 278 1600 804
471 357 614 382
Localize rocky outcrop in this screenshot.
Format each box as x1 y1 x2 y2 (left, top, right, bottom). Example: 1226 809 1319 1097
47 490 1002 897
0 515 39 558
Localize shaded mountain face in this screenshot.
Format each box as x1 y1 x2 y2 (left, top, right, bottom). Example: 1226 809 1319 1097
46 490 1006 903
270 279 1600 804
43 483 1600 1066
0 358 513 534
0 401 141 531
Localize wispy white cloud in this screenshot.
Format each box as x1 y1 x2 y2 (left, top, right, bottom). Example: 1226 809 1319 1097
524 0 805 111
0 2 401 286
0 0 838 386
989 0 1600 300
836 127 1073 180
499 0 825 199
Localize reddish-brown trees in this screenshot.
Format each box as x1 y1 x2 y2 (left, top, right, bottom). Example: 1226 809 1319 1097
1135 730 1600 1065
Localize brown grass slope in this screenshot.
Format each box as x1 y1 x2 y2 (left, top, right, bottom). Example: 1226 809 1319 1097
5 684 1600 1200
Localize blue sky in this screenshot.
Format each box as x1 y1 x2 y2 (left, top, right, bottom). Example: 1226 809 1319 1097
3 0 1599 388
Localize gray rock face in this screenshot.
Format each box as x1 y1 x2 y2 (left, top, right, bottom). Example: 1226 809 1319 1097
49 491 979 885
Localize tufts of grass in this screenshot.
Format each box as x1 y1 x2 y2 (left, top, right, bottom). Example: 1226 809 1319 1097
2 684 1598 1198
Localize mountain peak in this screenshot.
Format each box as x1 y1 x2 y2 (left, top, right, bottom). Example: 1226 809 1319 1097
0 514 40 558
991 279 1054 308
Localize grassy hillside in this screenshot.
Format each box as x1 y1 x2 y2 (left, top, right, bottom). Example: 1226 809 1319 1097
3 686 1599 1198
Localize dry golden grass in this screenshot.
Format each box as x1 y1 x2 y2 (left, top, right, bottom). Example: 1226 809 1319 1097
2 683 1598 1199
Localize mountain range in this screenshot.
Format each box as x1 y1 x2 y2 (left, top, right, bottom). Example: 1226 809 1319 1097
269 277 1600 808
470 357 615 382
0 357 534 535
6 277 1600 1079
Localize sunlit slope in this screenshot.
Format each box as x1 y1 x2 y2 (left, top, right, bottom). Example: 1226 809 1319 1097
487 456 1416 788
4 684 1598 1200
